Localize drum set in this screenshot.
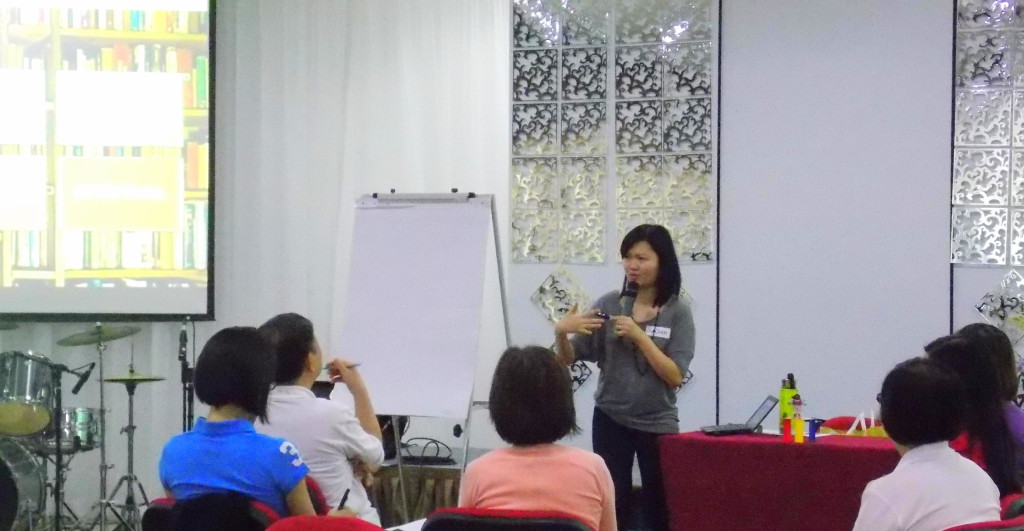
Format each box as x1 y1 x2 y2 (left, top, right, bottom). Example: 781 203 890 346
0 324 165 531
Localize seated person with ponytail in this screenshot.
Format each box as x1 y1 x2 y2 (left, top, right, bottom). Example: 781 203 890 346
159 327 350 518
925 334 1023 497
853 357 1000 531
955 323 1024 462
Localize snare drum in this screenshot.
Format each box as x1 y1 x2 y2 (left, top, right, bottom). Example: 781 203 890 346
0 438 43 531
0 351 54 436
30 407 103 454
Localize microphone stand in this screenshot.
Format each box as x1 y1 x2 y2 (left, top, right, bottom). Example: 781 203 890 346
49 362 89 531
50 363 66 531
179 319 194 432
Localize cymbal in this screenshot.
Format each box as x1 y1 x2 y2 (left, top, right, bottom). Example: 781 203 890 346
103 371 165 384
57 325 141 346
0 322 17 331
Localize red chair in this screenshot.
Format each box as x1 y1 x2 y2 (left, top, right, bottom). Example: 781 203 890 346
267 515 386 531
944 516 1024 530
1003 494 1024 520
306 477 330 515
140 494 281 531
422 507 592 531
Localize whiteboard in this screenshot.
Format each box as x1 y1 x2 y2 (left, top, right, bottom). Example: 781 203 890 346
339 199 491 418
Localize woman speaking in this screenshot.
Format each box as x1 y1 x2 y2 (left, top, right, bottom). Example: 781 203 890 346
554 224 695 531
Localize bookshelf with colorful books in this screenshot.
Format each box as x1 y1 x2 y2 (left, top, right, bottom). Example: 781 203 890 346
0 6 210 288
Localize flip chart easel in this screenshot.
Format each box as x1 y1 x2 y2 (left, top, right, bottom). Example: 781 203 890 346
339 192 510 521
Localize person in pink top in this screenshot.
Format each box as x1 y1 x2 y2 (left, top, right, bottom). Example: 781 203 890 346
459 346 616 531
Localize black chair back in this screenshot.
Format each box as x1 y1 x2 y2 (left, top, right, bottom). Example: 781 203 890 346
171 492 274 531
423 509 592 531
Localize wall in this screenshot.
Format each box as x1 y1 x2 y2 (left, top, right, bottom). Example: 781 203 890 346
717 0 954 424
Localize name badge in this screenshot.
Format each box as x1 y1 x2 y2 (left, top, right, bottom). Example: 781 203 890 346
646 325 671 339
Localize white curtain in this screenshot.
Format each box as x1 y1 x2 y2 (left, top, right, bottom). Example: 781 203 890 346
0 0 509 515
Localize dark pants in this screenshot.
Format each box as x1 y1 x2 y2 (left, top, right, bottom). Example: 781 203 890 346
592 407 669 531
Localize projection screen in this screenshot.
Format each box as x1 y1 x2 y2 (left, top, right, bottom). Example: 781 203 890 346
0 0 213 320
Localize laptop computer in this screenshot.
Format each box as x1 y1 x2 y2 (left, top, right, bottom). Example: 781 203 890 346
700 395 779 436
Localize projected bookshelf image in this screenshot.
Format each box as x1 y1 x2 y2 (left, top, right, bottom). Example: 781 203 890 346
0 4 210 315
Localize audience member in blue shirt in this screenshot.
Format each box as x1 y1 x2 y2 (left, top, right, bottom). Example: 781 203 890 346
159 326 350 518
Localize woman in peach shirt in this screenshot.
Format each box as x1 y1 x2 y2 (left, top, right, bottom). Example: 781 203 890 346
459 346 616 531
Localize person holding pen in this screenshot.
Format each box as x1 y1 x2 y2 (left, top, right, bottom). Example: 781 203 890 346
255 312 385 524
554 224 695 531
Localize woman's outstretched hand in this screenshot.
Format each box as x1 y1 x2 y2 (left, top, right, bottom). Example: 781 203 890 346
555 304 606 335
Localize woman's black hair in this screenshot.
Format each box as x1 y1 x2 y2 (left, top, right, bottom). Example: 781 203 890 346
620 224 681 307
194 327 276 423
957 322 1019 402
878 357 966 447
926 335 1022 496
488 346 579 446
258 313 317 384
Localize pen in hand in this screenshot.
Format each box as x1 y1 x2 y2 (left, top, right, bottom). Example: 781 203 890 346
338 488 351 510
323 363 361 370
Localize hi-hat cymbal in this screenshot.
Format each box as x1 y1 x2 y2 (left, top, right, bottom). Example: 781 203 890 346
103 371 165 384
57 325 141 346
0 322 17 331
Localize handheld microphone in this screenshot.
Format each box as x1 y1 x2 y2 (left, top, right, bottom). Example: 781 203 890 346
620 280 639 318
178 317 188 362
71 363 95 394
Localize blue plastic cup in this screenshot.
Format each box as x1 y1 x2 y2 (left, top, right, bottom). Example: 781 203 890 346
807 418 825 442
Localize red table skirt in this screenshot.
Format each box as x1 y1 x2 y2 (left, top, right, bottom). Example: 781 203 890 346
659 432 900 531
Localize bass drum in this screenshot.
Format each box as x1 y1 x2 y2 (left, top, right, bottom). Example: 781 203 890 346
0 438 43 531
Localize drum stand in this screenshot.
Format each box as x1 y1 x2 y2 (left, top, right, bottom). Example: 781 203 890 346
38 456 81 530
51 323 142 531
100 374 148 531
78 335 114 531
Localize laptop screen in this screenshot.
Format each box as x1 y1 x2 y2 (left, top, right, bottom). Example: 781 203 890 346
744 395 780 429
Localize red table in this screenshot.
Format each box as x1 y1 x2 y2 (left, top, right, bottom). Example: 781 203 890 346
659 432 900 531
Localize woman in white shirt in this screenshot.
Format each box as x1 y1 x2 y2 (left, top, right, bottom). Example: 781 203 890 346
853 357 1000 531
